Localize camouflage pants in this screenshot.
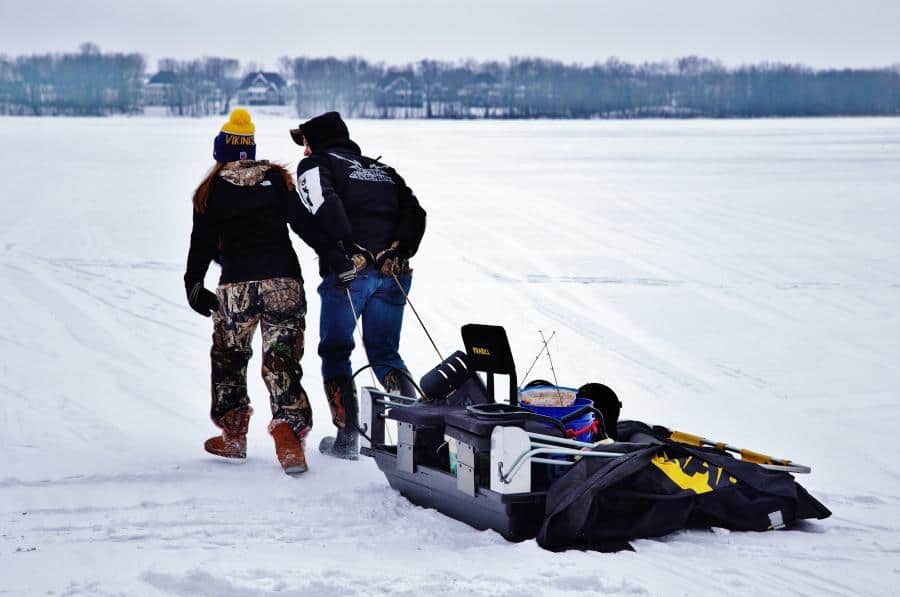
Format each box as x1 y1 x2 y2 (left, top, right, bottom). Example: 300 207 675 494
210 277 312 435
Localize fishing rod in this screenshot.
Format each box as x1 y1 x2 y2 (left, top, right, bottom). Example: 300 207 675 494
539 329 562 400
518 330 556 383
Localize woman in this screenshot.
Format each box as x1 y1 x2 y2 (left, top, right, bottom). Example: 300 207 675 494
184 108 311 475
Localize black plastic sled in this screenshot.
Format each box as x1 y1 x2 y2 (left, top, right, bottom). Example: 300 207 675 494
359 324 830 549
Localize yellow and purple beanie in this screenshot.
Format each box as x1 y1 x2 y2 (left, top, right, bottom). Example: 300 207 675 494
213 108 256 162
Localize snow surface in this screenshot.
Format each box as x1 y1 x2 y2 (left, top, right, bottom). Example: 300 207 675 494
1 116 899 595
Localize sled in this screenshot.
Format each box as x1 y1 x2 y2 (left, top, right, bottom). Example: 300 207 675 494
359 324 829 548
360 324 589 540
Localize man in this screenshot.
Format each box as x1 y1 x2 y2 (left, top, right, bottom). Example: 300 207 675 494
288 112 426 460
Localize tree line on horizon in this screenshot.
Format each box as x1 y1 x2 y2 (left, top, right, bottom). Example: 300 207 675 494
1 44 899 118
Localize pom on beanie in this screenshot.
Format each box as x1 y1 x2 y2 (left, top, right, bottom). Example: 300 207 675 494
213 108 256 162
221 108 255 135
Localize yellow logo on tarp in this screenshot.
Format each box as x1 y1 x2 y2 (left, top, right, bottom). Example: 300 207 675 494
472 346 491 356
651 452 737 494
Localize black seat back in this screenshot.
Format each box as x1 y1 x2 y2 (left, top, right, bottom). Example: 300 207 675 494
461 324 518 406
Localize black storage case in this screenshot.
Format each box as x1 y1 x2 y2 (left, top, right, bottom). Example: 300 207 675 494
360 324 551 541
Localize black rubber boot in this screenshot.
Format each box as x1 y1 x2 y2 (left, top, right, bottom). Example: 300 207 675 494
383 368 417 398
319 378 359 460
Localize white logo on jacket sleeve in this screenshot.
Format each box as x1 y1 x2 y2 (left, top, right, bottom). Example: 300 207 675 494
298 167 325 214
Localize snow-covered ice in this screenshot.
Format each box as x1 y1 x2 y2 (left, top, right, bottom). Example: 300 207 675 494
1 116 899 595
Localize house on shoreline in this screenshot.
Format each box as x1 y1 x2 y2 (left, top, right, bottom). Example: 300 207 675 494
236 71 289 106
143 70 177 106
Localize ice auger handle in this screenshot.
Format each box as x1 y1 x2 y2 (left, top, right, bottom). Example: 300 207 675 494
669 430 704 447
664 427 811 473
740 448 787 466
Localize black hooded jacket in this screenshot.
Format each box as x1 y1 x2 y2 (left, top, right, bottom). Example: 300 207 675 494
184 163 303 290
290 113 426 277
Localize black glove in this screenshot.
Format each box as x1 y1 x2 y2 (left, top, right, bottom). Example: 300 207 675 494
335 262 357 287
186 282 219 317
334 254 368 287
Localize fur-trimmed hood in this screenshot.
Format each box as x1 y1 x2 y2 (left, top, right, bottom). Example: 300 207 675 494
219 160 294 190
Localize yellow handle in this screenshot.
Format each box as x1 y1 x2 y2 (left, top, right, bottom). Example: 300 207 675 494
669 431 704 447
668 429 798 469
739 448 790 465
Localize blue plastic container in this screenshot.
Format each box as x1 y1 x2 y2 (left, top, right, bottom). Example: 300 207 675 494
519 394 596 442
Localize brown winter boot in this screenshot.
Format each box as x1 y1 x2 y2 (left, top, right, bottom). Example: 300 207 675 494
204 406 253 459
269 420 308 475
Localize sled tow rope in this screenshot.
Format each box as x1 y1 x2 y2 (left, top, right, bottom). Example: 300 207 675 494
345 287 379 387
391 272 443 360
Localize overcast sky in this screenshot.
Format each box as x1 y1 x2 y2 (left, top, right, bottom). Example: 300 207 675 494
2 0 898 70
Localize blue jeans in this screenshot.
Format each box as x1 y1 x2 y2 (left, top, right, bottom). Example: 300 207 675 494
317 269 412 384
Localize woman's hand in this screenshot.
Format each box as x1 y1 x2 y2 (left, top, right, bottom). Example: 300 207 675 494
187 282 220 317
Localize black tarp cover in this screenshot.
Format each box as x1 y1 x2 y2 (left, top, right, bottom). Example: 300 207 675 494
536 421 831 551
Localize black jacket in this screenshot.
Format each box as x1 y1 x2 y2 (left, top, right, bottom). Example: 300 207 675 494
184 165 303 290
292 138 426 277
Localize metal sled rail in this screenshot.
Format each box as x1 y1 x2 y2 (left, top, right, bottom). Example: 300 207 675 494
498 447 621 484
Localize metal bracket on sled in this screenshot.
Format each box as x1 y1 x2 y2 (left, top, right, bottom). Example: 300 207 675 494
359 387 375 449
490 426 622 494
397 422 415 474
490 426 532 494
361 386 412 450
456 441 476 497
